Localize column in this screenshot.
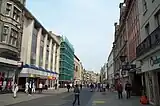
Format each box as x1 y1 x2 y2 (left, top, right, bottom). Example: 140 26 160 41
56 46 60 73
48 39 53 70
55 46 60 87
52 43 56 71
43 34 48 69
36 28 42 66
26 20 34 64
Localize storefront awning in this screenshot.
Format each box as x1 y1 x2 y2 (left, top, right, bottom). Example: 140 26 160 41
23 64 58 74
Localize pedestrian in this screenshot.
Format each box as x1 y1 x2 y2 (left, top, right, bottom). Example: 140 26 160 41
28 81 32 96
32 82 36 93
80 84 82 90
116 81 123 99
72 84 80 106
102 83 106 92
39 82 43 93
125 81 132 99
13 83 18 98
67 83 71 92
55 83 57 90
25 81 29 94
106 83 109 91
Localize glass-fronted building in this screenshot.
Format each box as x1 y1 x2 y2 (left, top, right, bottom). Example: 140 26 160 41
59 36 74 83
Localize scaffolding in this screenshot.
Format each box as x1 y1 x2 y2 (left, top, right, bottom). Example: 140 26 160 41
59 36 74 81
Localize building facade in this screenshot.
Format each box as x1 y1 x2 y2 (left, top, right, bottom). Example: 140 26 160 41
0 0 25 92
59 36 74 85
74 55 82 84
107 49 114 85
113 3 129 91
100 63 107 83
19 7 60 90
122 0 142 96
136 0 160 105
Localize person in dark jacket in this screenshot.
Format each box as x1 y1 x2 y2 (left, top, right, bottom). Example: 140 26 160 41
116 82 123 99
73 84 80 106
67 83 71 92
80 84 82 90
125 81 132 99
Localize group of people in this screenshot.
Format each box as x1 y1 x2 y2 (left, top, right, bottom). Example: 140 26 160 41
87 83 110 92
116 81 132 99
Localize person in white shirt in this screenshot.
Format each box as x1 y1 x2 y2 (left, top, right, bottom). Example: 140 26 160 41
39 82 43 93
70 83 72 89
32 82 36 93
25 82 29 94
103 83 106 92
13 83 18 98
2 80 6 91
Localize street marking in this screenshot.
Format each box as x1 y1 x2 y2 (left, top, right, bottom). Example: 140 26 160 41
92 100 105 104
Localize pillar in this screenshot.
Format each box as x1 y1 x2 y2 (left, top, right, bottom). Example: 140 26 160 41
36 28 42 66
52 43 56 71
26 20 34 65
48 39 53 70
55 46 60 86
56 46 60 74
43 34 48 69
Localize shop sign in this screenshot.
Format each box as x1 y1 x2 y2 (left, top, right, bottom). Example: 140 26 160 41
29 74 35 78
150 56 160 66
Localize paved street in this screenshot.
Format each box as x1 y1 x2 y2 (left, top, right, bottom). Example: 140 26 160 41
0 88 67 106
0 88 151 106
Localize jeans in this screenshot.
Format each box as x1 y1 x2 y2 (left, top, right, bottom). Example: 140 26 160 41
118 91 123 99
73 94 80 105
126 90 131 99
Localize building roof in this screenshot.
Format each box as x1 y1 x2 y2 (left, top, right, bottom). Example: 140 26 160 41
74 54 80 62
23 7 60 45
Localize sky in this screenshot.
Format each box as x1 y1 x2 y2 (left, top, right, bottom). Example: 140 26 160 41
26 0 122 72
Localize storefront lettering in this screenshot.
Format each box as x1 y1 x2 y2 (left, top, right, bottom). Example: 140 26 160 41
150 56 160 66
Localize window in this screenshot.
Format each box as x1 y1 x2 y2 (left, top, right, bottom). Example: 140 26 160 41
13 6 21 22
1 26 9 43
5 3 12 16
39 35 44 66
155 10 160 28
142 0 147 14
2 26 9 42
9 29 18 46
145 23 150 36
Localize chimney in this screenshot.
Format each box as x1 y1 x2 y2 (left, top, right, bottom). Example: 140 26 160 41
114 22 117 27
119 3 124 9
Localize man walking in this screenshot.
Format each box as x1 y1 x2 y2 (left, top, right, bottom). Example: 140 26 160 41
67 83 71 92
116 81 123 99
125 81 132 99
73 84 80 106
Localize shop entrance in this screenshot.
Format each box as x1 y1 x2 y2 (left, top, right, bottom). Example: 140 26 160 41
157 72 160 97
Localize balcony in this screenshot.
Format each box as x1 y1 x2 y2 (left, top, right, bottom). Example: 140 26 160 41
136 25 160 57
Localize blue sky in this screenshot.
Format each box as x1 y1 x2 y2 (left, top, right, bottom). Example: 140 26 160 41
26 0 122 72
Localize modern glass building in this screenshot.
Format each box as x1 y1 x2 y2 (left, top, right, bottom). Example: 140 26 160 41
59 36 74 83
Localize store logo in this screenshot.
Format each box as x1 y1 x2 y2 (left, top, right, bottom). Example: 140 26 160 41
150 56 160 66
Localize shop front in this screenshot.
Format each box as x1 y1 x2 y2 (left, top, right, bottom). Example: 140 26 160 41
140 51 160 105
0 60 23 93
18 64 58 91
